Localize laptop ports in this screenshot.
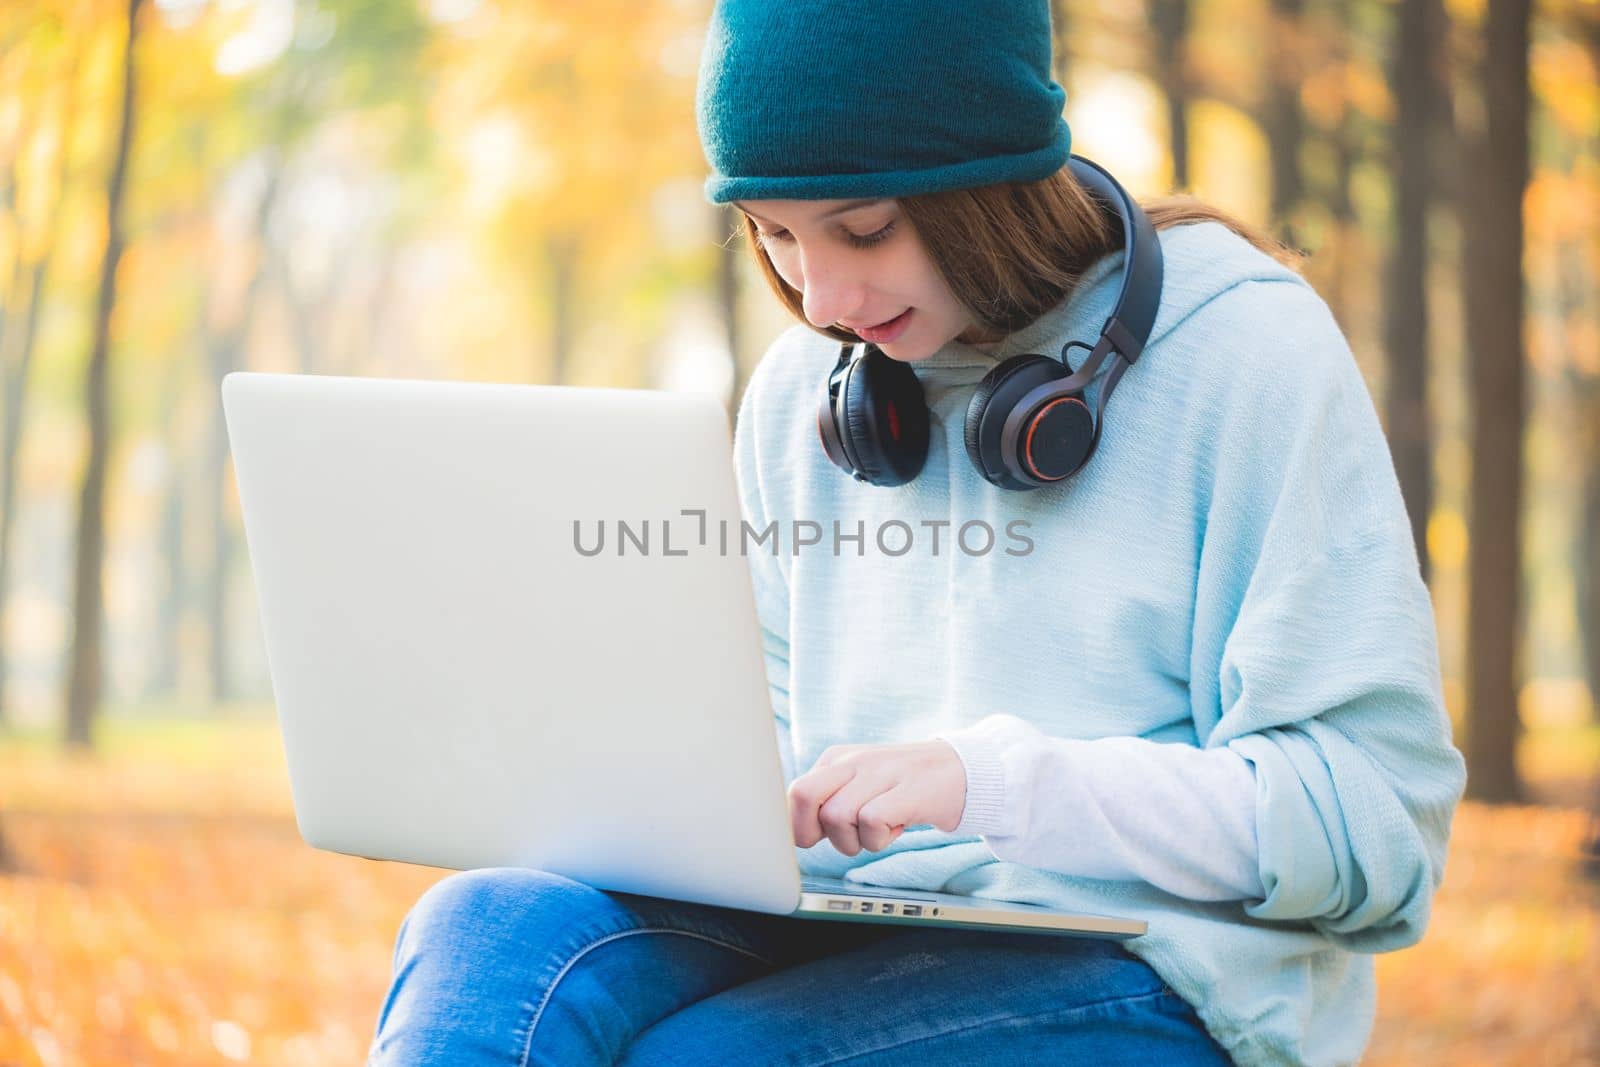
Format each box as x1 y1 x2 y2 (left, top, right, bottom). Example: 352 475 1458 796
859 902 874 913
901 905 922 917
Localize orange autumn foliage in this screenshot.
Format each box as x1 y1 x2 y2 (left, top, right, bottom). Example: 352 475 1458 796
0 724 1594 1066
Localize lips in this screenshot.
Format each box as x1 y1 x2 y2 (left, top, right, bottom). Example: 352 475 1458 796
854 309 913 344
845 311 906 331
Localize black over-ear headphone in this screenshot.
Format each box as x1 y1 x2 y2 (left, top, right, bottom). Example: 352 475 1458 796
815 155 1164 490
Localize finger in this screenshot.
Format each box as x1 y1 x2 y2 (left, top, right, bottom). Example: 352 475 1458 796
816 775 894 857
813 745 858 769
856 786 915 852
788 763 856 848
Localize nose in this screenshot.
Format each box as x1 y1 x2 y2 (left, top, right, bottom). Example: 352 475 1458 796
795 246 868 330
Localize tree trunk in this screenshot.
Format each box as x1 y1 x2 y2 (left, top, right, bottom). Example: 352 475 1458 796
1 76 52 880
205 393 232 706
0 106 30 351
1383 0 1448 584
1264 0 1307 248
0 257 49 729
1048 0 1070 86
202 165 280 708
64 0 141 750
1574 12 1600 873
1581 377 1600 735
274 250 323 377
1460 0 1530 803
719 206 746 413
1150 0 1191 190
348 250 397 378
1566 236 1600 743
0 57 80 727
273 231 353 377
546 233 577 385
1583 374 1600 869
0 157 17 728
148 448 184 700
1321 61 1358 329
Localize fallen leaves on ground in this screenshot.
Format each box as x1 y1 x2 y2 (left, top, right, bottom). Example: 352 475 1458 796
0 723 1594 1065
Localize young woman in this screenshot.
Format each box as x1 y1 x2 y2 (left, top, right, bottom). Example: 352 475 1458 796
367 2 1466 1064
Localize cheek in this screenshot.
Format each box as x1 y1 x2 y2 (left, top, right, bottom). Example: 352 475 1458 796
764 247 803 290
774 261 802 293
912 258 963 318
885 244 943 305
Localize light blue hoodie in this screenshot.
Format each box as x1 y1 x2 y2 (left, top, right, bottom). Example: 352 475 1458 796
731 220 1467 1066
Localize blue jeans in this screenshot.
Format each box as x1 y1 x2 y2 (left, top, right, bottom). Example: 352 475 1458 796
369 868 1233 1066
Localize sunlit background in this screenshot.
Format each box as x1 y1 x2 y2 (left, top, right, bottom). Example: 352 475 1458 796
0 0 1596 1063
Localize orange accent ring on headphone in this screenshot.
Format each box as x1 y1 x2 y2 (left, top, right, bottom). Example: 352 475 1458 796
1023 396 1090 481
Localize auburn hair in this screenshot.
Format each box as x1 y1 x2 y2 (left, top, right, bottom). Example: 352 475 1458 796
735 164 1304 346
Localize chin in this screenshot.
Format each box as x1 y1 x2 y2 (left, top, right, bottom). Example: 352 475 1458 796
875 337 937 363
876 346 924 363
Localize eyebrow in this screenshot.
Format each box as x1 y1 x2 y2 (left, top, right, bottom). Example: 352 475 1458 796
735 198 888 225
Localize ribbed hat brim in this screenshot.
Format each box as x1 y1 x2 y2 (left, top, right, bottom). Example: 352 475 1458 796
706 124 1072 204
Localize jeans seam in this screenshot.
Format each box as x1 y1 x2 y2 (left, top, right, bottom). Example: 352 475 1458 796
518 926 776 1067
807 986 1188 1067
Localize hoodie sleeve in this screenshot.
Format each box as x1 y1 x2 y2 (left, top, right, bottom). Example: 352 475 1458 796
1193 278 1466 952
936 714 1266 902
1209 523 1466 952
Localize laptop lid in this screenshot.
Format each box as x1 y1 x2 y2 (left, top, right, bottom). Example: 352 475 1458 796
222 371 803 915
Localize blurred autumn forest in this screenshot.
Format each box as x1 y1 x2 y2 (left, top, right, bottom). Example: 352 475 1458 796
0 0 1597 1063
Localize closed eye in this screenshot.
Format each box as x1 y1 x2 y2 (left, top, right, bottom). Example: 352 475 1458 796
847 222 896 248
756 221 897 251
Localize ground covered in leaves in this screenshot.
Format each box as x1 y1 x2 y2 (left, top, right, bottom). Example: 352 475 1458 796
0 718 1594 1066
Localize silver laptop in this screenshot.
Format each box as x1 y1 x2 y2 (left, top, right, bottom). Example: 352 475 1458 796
221 371 1145 941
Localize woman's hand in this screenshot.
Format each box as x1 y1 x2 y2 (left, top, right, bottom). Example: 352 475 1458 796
787 740 967 856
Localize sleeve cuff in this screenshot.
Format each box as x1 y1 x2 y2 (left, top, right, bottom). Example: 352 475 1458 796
934 714 1041 837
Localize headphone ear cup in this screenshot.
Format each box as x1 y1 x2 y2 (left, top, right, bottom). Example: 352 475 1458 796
817 363 853 475
963 354 1065 488
962 360 1018 472
840 348 929 486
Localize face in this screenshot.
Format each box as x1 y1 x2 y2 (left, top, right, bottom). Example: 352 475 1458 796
735 198 1003 361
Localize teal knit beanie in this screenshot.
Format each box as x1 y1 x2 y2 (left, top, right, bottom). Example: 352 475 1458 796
695 0 1072 204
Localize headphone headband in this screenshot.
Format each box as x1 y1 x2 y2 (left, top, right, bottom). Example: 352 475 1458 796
1064 156 1164 366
